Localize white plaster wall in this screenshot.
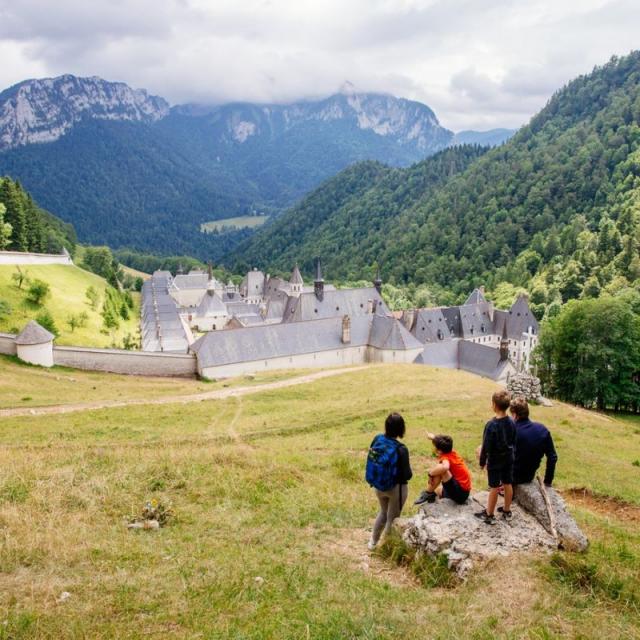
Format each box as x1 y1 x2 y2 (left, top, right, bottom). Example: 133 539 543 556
0 251 72 265
367 347 424 364
17 342 54 367
191 313 229 332
199 345 367 378
0 333 17 355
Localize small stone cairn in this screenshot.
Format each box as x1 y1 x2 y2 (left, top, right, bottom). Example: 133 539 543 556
507 372 551 406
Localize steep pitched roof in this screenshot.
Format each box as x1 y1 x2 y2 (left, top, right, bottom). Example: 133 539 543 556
412 308 452 343
369 315 423 351
15 320 54 345
505 294 539 339
289 264 304 285
282 287 390 323
465 288 487 305
196 291 227 316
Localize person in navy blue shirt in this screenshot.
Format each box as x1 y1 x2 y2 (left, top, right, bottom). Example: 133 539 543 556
509 397 558 486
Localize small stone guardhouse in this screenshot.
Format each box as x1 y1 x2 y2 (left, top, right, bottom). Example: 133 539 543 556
15 320 55 367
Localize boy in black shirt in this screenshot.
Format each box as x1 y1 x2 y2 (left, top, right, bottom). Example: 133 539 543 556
475 389 516 524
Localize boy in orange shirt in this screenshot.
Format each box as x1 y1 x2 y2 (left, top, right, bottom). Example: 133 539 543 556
414 433 472 505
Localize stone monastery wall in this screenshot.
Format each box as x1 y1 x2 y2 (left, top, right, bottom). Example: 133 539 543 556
53 346 197 377
0 331 196 376
0 250 73 266
0 332 17 356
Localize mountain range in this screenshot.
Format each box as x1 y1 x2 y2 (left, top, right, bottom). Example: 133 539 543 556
0 75 513 256
234 51 640 315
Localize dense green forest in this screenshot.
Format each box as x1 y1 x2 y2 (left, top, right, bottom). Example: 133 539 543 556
234 52 640 318
0 177 76 254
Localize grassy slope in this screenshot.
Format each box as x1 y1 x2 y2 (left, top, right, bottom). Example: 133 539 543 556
0 355 313 409
0 264 140 348
0 364 638 639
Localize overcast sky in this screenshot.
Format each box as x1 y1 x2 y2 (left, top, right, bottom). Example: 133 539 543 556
0 0 637 131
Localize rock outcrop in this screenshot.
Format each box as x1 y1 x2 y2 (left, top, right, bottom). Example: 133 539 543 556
399 485 587 578
0 75 169 150
514 482 588 552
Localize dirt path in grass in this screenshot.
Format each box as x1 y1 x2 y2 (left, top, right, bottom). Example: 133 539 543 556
564 487 640 525
0 366 367 418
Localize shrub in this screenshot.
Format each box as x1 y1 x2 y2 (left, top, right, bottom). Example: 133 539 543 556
35 309 58 336
26 279 50 305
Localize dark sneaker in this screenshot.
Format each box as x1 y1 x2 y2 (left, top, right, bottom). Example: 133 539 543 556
474 509 489 519
484 514 497 525
498 508 513 522
414 491 437 506
474 509 497 525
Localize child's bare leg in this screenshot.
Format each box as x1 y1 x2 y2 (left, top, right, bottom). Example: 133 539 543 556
503 484 513 512
428 470 452 497
486 487 499 516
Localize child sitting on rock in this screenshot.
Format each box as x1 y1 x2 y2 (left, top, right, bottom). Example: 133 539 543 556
475 389 516 525
414 433 472 506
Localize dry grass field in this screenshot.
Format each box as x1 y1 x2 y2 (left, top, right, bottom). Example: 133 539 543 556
0 359 638 639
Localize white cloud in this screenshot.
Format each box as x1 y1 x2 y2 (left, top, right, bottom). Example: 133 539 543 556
0 0 637 130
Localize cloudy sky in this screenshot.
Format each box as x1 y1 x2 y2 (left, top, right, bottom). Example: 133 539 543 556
0 0 637 130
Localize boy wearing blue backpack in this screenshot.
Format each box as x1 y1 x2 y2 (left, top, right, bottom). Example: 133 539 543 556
366 413 412 550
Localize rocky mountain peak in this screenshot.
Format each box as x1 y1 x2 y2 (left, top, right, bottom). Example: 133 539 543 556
0 75 169 150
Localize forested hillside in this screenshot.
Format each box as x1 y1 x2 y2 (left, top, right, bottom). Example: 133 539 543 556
235 52 640 317
0 176 76 254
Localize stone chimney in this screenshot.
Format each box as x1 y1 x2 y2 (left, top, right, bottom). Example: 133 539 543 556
367 299 373 314
499 323 509 361
372 299 378 315
207 261 213 281
314 257 324 301
404 308 416 331
341 315 351 344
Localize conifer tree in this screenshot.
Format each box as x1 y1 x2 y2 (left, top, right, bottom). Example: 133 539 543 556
0 179 28 251
0 202 11 250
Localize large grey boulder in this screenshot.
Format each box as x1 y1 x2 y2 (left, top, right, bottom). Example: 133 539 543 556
514 482 588 552
399 492 558 578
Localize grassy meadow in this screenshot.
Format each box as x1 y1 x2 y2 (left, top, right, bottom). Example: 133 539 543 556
0 361 639 639
201 215 270 233
0 264 140 348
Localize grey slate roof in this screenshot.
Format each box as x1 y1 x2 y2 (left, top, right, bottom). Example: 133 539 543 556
369 315 423 351
170 272 210 290
412 308 452 343
196 291 227 316
458 341 512 380
506 295 539 338
140 272 190 353
290 264 304 285
465 288 487 305
15 320 54 345
191 315 420 368
282 287 390 323
419 342 459 368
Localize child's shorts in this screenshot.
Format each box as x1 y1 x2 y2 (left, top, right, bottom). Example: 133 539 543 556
442 477 470 504
487 463 514 488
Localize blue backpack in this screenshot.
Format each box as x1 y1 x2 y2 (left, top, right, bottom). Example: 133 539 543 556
365 434 401 491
